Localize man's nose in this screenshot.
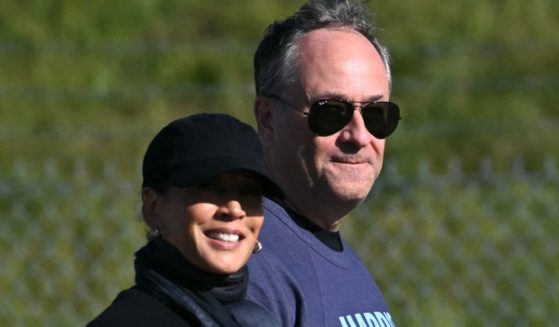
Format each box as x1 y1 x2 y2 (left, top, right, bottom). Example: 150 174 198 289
338 109 375 147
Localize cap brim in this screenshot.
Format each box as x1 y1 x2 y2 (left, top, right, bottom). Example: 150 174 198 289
168 157 283 199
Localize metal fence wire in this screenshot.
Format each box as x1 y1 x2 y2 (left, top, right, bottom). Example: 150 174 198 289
0 157 557 326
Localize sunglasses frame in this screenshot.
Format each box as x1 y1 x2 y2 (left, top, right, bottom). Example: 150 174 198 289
263 94 401 138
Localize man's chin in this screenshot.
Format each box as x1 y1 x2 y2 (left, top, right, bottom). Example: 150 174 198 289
328 184 371 205
308 176 374 209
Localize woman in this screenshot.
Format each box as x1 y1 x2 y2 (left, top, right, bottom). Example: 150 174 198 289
88 114 282 326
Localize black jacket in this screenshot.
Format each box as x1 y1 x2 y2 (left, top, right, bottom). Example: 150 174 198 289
87 240 279 327
88 287 191 326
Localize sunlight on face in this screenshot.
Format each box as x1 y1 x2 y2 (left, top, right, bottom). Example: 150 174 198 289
157 172 264 274
264 29 389 228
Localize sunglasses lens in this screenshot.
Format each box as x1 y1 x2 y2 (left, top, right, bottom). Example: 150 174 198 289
362 102 400 139
307 99 400 138
308 100 352 136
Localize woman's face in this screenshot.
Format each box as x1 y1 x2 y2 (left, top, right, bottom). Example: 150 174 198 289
154 172 264 274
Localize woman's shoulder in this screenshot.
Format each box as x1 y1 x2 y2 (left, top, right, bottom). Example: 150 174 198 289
86 287 189 327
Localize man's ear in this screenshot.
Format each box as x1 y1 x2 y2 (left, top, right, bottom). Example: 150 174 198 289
254 96 274 143
141 188 160 229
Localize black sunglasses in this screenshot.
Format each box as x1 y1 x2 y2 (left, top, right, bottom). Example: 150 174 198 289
264 94 401 138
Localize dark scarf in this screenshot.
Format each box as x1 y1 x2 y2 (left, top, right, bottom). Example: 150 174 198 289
134 239 248 326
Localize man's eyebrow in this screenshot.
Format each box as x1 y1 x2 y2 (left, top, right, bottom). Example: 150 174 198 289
363 94 385 102
310 93 385 102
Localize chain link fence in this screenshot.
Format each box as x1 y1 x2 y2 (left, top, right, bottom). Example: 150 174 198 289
1 156 557 326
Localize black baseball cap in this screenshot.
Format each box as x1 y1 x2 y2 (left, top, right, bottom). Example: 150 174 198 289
142 113 282 198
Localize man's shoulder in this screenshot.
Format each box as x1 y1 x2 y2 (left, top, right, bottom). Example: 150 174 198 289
262 198 291 222
259 198 300 239
249 199 314 281
261 198 310 233
258 199 312 255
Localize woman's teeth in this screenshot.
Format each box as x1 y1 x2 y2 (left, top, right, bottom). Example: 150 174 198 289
208 232 240 242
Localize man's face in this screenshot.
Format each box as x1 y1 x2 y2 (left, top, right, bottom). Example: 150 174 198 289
259 28 391 228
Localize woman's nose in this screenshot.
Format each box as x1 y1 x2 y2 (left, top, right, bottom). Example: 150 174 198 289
216 200 246 220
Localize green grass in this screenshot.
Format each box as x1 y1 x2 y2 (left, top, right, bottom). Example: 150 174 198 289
1 0 558 325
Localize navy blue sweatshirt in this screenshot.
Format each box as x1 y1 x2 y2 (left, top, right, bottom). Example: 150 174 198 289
248 198 395 327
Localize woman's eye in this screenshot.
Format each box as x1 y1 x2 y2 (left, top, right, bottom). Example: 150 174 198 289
194 183 263 199
196 183 219 192
241 192 261 201
239 187 264 199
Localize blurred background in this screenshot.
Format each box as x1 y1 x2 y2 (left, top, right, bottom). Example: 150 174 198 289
0 0 557 326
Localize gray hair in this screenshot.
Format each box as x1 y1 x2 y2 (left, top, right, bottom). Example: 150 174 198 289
254 0 392 96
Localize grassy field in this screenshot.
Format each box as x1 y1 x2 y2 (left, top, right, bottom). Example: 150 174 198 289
1 0 558 325
1 0 557 170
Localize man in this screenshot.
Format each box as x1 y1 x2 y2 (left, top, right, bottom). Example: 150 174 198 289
247 0 401 326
